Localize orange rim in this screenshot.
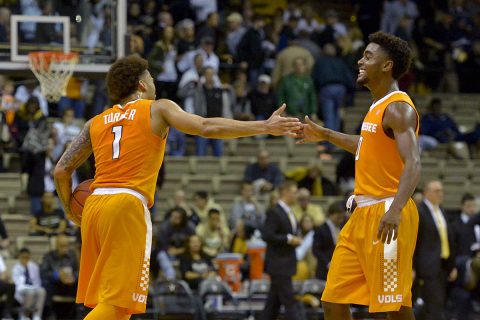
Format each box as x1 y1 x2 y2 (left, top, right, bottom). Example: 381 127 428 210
28 52 78 71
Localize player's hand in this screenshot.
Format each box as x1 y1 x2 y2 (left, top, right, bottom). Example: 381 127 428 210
265 104 302 137
377 209 401 244
296 115 328 144
66 212 81 226
448 268 458 282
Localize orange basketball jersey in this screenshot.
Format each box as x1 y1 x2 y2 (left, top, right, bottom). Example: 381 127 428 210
89 99 167 207
354 91 419 197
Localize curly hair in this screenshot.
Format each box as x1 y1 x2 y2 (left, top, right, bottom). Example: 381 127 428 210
106 55 149 103
368 31 412 80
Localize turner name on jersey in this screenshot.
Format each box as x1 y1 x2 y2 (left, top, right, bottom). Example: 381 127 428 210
103 109 137 125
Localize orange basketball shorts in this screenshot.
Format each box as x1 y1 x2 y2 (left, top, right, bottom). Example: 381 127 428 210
321 198 418 313
77 190 152 314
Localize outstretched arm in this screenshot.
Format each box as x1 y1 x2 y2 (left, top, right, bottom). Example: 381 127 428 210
153 99 302 139
377 102 421 243
297 116 360 154
54 120 93 225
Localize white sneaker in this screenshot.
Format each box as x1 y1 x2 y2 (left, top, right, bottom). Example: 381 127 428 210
19 316 30 320
32 316 41 320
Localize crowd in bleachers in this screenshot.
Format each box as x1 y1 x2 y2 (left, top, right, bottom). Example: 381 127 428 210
0 0 479 319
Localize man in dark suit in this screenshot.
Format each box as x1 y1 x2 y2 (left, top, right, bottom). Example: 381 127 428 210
312 201 346 280
260 180 302 320
413 180 457 320
450 193 480 319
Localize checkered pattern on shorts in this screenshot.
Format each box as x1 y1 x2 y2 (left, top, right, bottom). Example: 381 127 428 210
140 258 150 292
383 258 398 293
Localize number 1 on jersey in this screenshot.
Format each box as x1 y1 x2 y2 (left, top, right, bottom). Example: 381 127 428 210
112 126 123 159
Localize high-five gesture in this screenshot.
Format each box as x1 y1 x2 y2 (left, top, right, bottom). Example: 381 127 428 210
265 104 302 137
296 115 328 144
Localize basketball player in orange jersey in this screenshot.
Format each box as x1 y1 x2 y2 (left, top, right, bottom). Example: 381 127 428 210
53 55 302 320
298 32 421 319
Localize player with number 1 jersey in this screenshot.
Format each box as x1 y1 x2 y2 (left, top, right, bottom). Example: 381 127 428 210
54 55 302 319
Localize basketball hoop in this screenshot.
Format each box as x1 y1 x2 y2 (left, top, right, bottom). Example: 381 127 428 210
28 52 79 102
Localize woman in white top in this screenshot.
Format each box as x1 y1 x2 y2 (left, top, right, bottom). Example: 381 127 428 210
12 248 46 320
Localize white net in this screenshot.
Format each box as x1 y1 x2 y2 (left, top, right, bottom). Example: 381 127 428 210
28 52 78 103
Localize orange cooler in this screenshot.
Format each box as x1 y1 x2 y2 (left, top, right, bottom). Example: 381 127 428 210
215 253 243 292
247 239 266 280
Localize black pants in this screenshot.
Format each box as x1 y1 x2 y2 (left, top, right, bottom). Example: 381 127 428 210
260 275 300 320
415 270 448 320
51 282 77 319
0 279 15 315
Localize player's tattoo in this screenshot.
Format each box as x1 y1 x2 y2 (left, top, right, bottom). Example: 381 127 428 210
57 121 93 171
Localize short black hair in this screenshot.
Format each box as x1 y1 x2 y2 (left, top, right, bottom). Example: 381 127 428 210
18 248 30 255
208 208 221 217
106 55 149 104
194 191 209 200
462 193 475 204
368 31 412 80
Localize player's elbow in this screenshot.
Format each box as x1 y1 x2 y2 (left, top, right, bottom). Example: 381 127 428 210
53 164 71 180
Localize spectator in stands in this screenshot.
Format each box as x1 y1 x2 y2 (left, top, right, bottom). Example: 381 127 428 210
271 39 314 89
293 215 316 280
58 77 87 118
248 74 276 121
229 220 255 279
313 9 347 47
167 190 200 226
19 0 42 42
14 83 48 117
179 234 215 291
13 97 49 215
278 16 299 50
1 80 19 125
190 0 216 24
381 0 419 37
30 192 67 236
196 208 230 257
312 201 346 280
0 215 10 251
278 57 317 118
229 182 265 230
243 150 284 195
285 161 337 196
176 19 196 56
297 6 320 34
157 206 196 261
35 0 62 44
237 14 266 84
226 12 246 58
418 98 479 158
291 188 325 226
192 190 224 224
40 234 78 319
296 29 322 60
414 180 456 320
52 108 81 161
312 43 354 134
166 127 186 156
449 193 480 319
196 12 219 47
0 7 11 43
178 36 219 73
148 27 178 101
0 253 14 319
150 242 176 281
232 70 253 121
191 67 233 157
12 248 46 320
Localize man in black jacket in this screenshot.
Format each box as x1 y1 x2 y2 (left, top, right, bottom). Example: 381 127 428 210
413 180 456 320
237 15 265 84
260 180 302 320
313 202 346 280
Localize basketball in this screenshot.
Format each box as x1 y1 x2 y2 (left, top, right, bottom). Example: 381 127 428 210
70 179 93 223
